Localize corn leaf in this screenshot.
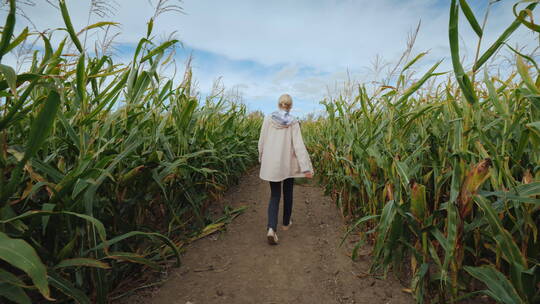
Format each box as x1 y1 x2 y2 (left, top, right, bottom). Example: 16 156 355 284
473 196 526 267
55 258 110 269
48 272 90 304
449 0 478 104
0 232 51 300
59 0 83 53
464 265 524 304
0 0 15 61
0 283 31 304
459 0 483 37
473 2 538 72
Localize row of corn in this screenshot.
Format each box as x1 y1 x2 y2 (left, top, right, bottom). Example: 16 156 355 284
303 1 540 303
0 1 260 303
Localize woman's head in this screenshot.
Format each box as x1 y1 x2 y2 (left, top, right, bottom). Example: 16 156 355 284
278 94 293 112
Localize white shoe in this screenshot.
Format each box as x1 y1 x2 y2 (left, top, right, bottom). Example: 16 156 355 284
282 219 293 231
267 228 278 245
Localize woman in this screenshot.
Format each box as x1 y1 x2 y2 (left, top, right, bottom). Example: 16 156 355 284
258 94 314 245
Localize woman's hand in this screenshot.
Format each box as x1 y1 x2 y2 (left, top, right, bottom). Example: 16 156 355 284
304 171 313 179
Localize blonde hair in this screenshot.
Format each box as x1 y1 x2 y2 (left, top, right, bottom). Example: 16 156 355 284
278 94 293 111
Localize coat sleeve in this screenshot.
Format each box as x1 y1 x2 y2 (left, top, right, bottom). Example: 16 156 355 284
258 117 268 163
291 122 313 173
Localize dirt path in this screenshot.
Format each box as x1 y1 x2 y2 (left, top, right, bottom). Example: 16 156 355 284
129 166 412 304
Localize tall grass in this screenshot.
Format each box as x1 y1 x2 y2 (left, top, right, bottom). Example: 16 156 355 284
304 1 540 303
0 1 260 303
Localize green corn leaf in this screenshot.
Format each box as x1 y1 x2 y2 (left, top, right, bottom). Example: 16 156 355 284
351 238 366 261
473 2 538 72
0 90 50 196
147 18 154 37
516 54 540 94
48 272 90 304
76 52 87 104
479 181 540 205
59 0 83 53
0 283 31 304
23 90 61 162
513 2 540 32
484 70 507 116
84 231 181 267
141 39 179 62
402 51 428 72
464 265 524 304
395 160 410 186
396 60 442 105
0 268 31 288
77 21 119 35
87 66 128 79
0 0 15 62
81 71 129 125
55 258 110 269
372 200 398 261
41 203 55 235
4 27 29 54
340 215 379 247
39 33 53 65
430 228 449 253
474 196 526 267
0 232 51 300
0 76 40 131
449 0 478 104
46 37 67 74
0 64 17 97
106 252 161 270
30 159 64 182
88 55 109 75
505 42 540 74
57 111 80 152
526 121 540 138
57 234 78 262
0 73 40 92
0 210 107 244
442 200 459 278
411 263 429 302
459 0 483 37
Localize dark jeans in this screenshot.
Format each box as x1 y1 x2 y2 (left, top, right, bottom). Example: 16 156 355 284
267 178 294 231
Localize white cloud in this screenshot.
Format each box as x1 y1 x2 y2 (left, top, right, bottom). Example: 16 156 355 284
272 65 299 84
172 0 536 68
4 0 539 115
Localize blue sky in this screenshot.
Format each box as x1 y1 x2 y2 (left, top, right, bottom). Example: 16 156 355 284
2 0 539 116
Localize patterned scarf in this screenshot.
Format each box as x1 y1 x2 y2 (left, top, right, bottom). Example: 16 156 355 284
271 109 296 126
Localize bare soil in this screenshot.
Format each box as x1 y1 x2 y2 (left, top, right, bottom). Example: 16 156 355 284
124 166 413 304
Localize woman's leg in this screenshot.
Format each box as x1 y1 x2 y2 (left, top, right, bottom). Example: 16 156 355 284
267 181 281 231
282 178 294 226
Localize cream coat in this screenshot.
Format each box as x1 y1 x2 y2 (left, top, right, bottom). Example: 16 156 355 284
258 115 313 182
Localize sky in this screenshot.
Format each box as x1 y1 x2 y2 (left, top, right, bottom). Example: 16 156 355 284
2 0 539 116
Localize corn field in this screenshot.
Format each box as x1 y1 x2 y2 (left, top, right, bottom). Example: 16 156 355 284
303 1 540 303
0 0 260 303
1 0 540 303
